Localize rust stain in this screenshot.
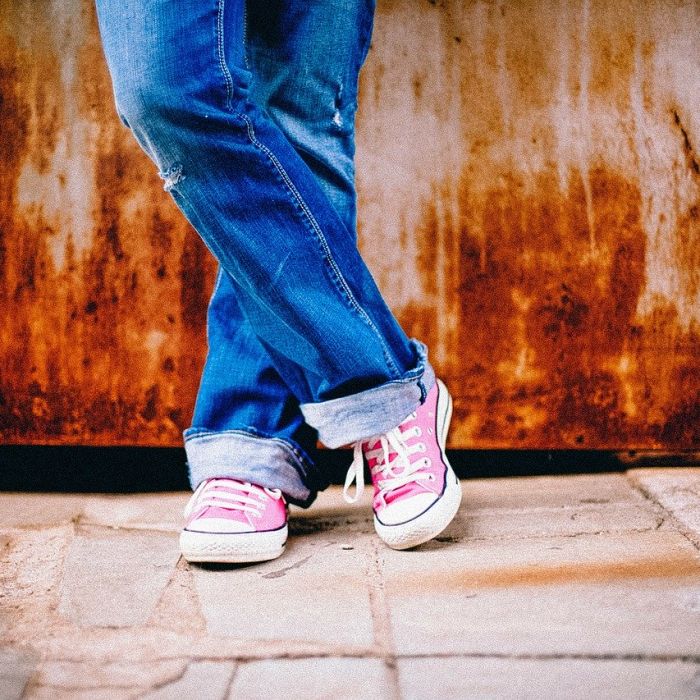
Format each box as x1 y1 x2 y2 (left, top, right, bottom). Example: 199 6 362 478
0 0 215 445
496 0 558 114
1 0 698 448
673 108 700 178
391 552 700 592
401 164 699 449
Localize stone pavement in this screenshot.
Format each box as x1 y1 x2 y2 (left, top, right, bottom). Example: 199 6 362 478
1 468 699 699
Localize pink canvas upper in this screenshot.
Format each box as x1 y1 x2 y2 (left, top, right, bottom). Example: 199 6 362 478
184 478 287 534
344 379 449 524
366 380 446 513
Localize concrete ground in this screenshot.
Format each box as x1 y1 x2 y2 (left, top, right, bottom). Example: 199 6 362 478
1 468 699 699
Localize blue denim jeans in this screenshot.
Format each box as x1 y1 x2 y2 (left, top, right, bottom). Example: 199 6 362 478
95 0 435 506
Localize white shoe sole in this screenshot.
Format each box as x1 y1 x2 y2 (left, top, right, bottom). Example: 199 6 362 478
179 525 287 564
374 380 462 550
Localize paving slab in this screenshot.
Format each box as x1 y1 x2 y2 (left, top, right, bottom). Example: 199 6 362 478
81 493 187 532
142 661 235 700
290 485 372 516
1 526 73 638
27 688 135 700
438 500 662 543
31 659 187 693
0 494 85 529
382 529 700 657
397 657 700 700
295 478 661 545
58 529 179 627
628 468 700 541
0 492 188 532
192 535 377 648
229 658 393 700
288 489 374 539
0 647 39 700
2 474 700 700
459 474 647 511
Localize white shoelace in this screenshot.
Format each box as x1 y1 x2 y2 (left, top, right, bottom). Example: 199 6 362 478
343 412 432 504
184 479 282 520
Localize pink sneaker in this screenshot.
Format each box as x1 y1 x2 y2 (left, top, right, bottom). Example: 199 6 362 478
179 478 288 563
344 378 461 549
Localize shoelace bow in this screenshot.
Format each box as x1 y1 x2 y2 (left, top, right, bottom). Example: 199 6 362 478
184 479 282 520
343 411 432 504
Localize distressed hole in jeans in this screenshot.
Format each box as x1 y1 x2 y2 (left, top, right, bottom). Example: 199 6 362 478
159 163 186 192
332 81 344 130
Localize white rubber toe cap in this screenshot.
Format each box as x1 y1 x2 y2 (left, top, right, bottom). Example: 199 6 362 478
180 524 288 564
374 469 462 550
375 491 438 526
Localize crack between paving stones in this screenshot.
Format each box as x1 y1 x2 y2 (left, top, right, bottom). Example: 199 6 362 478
91 650 700 664
30 682 167 693
395 651 700 663
461 503 649 516
24 655 698 697
224 661 239 697
138 660 191 694
20 664 44 700
367 539 402 700
36 634 382 663
8 504 654 537
45 648 382 666
626 474 700 552
147 556 207 634
77 523 179 535
430 525 666 546
72 521 658 542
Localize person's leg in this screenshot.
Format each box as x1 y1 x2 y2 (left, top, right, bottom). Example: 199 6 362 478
94 0 433 499
244 3 461 549
185 271 322 507
183 0 375 508
246 0 374 236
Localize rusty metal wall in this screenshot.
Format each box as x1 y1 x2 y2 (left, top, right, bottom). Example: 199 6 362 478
0 0 216 446
0 0 698 448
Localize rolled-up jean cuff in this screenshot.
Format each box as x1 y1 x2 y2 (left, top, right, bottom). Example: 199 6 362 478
182 428 321 508
300 339 436 448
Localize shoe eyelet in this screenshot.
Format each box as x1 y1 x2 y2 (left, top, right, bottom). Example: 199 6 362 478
414 427 422 437
427 428 434 436
427 473 436 481
417 442 426 452
423 458 432 468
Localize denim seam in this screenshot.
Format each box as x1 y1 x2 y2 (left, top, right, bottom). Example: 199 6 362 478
236 113 402 379
241 0 251 70
214 0 400 379
216 0 234 113
184 427 312 478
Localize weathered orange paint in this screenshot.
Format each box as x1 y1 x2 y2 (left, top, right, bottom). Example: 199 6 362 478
0 0 215 445
0 0 698 448
356 0 699 449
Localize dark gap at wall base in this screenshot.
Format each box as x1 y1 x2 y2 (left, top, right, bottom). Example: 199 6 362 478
1 446 694 494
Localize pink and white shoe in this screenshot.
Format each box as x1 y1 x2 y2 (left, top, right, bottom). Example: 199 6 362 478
344 378 461 550
180 478 288 563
